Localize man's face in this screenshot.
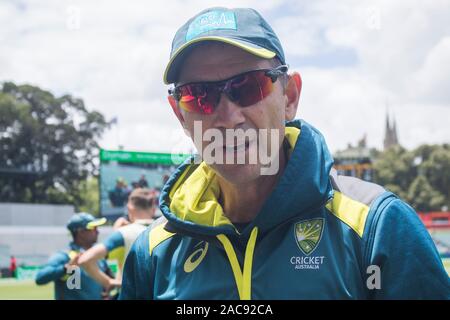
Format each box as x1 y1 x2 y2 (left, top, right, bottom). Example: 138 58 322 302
177 43 290 185
77 227 99 246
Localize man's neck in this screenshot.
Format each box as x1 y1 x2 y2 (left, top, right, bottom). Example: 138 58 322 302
74 240 92 251
130 210 154 222
217 146 287 223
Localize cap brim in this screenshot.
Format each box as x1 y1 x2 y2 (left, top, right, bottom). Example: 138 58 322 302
163 36 276 84
86 217 107 229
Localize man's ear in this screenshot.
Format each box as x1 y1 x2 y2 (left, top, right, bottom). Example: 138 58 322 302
127 202 134 218
284 72 302 121
168 95 185 125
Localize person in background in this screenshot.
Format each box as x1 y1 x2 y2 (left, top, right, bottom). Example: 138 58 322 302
35 213 117 299
9 255 17 278
138 174 149 188
108 178 129 207
78 188 156 291
113 216 131 229
131 181 140 190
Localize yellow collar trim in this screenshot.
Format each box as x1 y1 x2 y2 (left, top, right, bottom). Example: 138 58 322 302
169 162 233 227
169 126 301 227
217 226 259 300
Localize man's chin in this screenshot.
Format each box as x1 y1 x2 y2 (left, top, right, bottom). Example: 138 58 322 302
210 163 262 185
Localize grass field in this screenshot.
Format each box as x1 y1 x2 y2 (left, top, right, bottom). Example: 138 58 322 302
0 279 53 300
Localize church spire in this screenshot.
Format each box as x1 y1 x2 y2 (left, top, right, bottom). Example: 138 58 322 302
383 110 399 150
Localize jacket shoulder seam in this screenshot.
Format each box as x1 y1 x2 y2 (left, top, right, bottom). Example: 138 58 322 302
149 222 176 255
325 190 370 238
329 168 385 207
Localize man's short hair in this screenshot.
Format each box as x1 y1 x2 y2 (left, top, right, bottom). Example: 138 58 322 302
128 188 156 210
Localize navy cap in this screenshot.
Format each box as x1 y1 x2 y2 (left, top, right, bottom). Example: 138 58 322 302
163 7 286 84
66 213 106 232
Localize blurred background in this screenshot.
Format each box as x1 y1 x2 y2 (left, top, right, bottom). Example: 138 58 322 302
0 0 449 299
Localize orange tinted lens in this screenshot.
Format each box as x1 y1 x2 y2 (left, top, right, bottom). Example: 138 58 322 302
176 70 274 114
230 70 273 107
178 84 217 114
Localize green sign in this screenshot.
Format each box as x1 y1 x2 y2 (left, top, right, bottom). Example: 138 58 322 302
100 149 190 165
16 266 42 280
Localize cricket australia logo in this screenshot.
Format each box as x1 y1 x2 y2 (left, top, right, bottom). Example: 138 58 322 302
291 218 326 270
295 218 324 255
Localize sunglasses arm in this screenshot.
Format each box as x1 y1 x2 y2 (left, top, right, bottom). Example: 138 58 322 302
167 95 184 122
265 65 289 82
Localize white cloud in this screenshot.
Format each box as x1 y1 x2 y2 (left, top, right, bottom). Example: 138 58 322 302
0 0 449 156
272 0 450 151
412 37 450 104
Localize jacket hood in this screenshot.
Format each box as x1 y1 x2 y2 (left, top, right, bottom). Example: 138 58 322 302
159 119 334 237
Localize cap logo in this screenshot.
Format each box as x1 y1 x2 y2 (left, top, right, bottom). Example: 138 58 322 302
186 10 237 41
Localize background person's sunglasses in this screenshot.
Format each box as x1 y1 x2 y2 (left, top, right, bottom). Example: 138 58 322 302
168 65 289 115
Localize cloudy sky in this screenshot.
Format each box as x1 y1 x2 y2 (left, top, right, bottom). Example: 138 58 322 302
1 0 449 154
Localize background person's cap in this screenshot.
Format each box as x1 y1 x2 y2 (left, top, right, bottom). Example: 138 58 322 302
164 7 286 84
66 213 107 232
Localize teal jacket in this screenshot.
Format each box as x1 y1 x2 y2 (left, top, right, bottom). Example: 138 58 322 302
35 242 109 300
120 120 450 300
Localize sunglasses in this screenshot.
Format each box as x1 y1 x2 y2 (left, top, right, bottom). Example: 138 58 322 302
168 65 289 115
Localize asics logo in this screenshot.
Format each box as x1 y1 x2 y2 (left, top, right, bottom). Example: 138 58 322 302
184 241 209 273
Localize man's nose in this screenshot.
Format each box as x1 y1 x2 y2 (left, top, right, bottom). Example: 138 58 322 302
212 93 246 129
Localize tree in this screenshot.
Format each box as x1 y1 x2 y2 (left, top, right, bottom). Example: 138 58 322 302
373 144 450 212
77 177 100 216
407 175 446 212
372 146 415 201
0 82 110 207
420 145 450 206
